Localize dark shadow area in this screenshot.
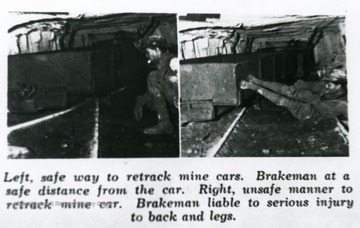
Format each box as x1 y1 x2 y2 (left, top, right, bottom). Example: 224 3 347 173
98 88 179 158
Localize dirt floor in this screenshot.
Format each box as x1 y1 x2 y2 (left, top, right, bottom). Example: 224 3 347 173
217 100 348 157
181 107 245 157
7 89 179 159
181 99 348 157
8 100 97 159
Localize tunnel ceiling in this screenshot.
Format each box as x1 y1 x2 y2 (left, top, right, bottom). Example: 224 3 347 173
9 12 176 35
179 15 345 42
178 15 346 64
8 12 177 54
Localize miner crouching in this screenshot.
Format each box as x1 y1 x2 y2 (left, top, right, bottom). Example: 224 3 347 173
134 35 178 135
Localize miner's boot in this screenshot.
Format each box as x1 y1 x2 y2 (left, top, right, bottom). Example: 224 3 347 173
143 96 173 135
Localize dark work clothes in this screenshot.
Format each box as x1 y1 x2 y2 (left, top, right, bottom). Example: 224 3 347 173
249 79 347 121
134 52 178 134
146 52 178 108
136 52 178 109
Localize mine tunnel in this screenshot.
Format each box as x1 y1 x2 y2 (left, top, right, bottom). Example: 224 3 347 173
180 15 348 157
7 12 179 159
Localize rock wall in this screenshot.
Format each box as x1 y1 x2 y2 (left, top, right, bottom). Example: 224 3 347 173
313 22 346 70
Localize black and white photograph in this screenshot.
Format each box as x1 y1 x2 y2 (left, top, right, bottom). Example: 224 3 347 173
179 14 348 157
1 1 360 228
7 12 179 159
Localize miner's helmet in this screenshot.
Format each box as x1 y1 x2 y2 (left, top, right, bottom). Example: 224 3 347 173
322 67 347 84
134 35 168 52
320 66 348 100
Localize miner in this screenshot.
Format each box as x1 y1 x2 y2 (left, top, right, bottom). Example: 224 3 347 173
134 35 178 134
239 67 347 121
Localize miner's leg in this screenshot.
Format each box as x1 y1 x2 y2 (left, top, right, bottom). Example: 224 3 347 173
143 95 174 135
247 75 316 102
246 75 291 93
240 81 316 120
144 71 174 135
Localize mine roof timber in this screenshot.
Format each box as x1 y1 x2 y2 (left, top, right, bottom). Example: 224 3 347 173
180 16 345 41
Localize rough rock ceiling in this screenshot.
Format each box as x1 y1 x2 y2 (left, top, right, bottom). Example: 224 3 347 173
179 15 345 42
8 12 177 54
9 12 176 37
